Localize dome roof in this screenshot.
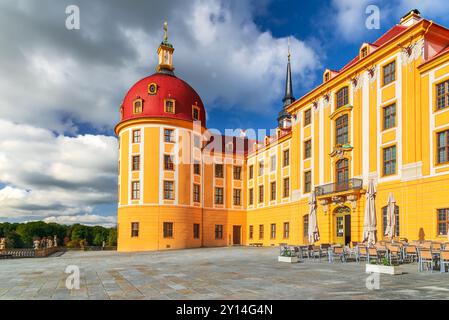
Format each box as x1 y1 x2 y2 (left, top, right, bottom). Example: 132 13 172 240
119 73 206 127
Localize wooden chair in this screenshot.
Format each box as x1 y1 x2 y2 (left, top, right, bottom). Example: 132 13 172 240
356 246 368 263
440 250 449 273
329 246 346 263
387 245 402 265
367 247 380 263
405 245 418 263
421 241 432 249
418 249 434 272
432 242 442 251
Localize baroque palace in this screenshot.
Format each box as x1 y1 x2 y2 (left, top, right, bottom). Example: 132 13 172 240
115 11 449 251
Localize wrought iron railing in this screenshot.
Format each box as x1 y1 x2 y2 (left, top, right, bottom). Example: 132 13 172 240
315 178 363 196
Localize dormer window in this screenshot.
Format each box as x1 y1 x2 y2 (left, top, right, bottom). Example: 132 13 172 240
324 71 330 82
164 99 175 114
192 106 200 120
336 87 349 109
360 45 369 59
133 99 143 114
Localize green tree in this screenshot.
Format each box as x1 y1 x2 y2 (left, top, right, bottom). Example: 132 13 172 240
107 228 117 246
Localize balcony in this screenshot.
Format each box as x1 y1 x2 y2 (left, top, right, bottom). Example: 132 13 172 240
315 178 363 197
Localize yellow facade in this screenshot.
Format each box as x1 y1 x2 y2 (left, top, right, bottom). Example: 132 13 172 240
117 13 449 251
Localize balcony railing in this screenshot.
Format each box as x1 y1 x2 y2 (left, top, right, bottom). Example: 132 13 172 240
315 178 363 197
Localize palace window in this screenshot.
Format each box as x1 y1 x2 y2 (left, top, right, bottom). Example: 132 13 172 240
249 225 254 240
131 222 139 237
336 87 349 109
304 140 312 159
383 103 396 130
132 155 140 171
283 177 290 198
193 161 201 175
215 187 224 205
382 205 400 236
437 208 449 236
259 185 264 203
249 188 254 205
233 189 241 206
335 114 349 145
215 225 223 239
361 46 368 58
436 80 449 110
193 224 200 239
215 164 224 178
163 181 174 200
270 224 276 239
303 215 309 238
383 61 396 86
132 129 141 143
258 160 264 176
131 181 140 200
193 184 200 203
164 99 175 114
193 135 201 148
164 129 174 143
233 166 242 180
163 222 173 238
437 130 449 164
304 171 312 193
283 149 290 167
383 145 397 176
133 99 143 114
192 107 200 120
270 155 276 172
164 155 174 171
249 165 254 179
270 182 276 201
283 222 290 239
304 109 311 126
259 225 264 240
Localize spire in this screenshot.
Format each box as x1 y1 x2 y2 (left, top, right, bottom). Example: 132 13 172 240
156 21 175 75
277 38 294 129
282 37 295 107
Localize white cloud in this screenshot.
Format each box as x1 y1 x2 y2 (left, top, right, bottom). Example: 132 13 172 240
42 214 116 228
0 119 117 219
0 0 321 133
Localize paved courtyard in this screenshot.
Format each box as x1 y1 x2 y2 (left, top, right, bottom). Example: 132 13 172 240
1 246 449 300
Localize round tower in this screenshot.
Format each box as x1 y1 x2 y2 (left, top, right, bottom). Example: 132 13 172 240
115 23 206 251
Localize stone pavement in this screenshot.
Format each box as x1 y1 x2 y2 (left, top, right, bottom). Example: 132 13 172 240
0 246 448 300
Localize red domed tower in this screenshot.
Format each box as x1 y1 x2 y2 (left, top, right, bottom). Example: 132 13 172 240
115 22 208 251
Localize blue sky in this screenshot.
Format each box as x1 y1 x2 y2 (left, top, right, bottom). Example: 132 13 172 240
0 0 448 226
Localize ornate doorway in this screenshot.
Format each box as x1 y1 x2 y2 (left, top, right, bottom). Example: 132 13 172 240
334 206 351 246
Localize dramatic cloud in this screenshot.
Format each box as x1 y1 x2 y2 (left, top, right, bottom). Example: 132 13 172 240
42 214 117 228
0 0 320 133
0 119 117 221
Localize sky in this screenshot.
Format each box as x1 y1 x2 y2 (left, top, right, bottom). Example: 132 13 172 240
0 0 448 227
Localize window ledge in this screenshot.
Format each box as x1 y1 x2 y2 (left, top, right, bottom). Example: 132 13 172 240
330 104 353 120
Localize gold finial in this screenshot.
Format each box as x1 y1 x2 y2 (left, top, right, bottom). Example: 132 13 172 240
163 21 168 42
287 37 291 60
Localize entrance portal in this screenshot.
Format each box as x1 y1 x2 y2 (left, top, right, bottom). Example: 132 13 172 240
334 206 351 246
232 226 241 245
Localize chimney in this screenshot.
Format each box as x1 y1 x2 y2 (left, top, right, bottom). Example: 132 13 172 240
400 9 421 27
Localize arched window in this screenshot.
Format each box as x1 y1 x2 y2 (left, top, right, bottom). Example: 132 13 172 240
336 86 349 108
133 99 143 114
382 205 400 236
335 114 348 145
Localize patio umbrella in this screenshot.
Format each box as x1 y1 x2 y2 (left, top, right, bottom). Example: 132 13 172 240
308 191 320 244
362 179 377 246
384 193 396 240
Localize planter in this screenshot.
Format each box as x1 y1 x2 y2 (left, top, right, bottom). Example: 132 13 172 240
366 263 402 275
278 256 299 263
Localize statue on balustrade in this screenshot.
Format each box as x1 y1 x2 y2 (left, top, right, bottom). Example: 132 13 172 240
0 237 5 250
33 239 40 250
48 238 53 248
53 235 58 247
